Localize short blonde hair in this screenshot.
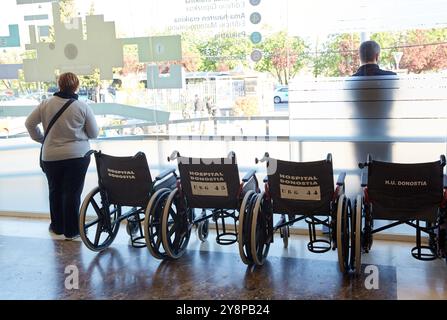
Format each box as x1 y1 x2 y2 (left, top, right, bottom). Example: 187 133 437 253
58 72 79 94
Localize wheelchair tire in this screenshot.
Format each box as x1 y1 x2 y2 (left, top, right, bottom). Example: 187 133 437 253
79 187 121 252
280 226 289 249
250 192 271 266
238 190 256 265
352 195 362 275
161 188 192 259
197 219 209 242
143 188 171 259
336 194 350 274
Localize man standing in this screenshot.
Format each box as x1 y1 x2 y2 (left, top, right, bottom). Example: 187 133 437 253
352 40 396 76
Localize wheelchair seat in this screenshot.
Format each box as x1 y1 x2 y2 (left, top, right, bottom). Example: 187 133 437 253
268 158 336 216
366 160 444 222
79 151 178 257
177 154 242 210
241 153 350 272
95 152 153 208
352 155 447 271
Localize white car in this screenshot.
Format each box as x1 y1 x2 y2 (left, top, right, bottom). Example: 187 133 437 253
273 87 289 104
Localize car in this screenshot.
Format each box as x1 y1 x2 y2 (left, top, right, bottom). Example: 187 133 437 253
273 86 289 104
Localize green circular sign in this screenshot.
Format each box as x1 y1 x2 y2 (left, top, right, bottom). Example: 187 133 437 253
250 32 262 44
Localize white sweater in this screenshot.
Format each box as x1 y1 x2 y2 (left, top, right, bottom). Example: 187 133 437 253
25 96 99 161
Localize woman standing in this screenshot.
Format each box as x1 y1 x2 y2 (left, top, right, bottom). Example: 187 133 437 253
25 72 99 240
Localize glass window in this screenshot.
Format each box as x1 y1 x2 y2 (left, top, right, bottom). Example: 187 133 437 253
1 0 446 236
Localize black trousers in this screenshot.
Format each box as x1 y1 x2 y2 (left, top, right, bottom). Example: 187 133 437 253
43 157 90 237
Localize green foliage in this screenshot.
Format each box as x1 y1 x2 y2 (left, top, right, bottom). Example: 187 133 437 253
312 33 360 77
197 35 253 72
370 31 404 69
59 0 77 21
255 31 307 85
181 32 203 72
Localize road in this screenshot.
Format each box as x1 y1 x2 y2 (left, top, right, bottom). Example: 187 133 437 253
274 102 289 112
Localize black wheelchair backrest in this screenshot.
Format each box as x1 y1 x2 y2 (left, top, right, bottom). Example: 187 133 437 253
267 157 334 215
175 153 241 209
367 159 444 214
95 152 153 207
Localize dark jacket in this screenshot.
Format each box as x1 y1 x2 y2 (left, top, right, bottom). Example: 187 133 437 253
352 64 397 76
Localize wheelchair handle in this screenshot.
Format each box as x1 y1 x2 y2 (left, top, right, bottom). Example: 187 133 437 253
168 150 180 162
84 150 97 158
358 162 368 169
133 151 145 159
255 152 270 164
441 155 446 166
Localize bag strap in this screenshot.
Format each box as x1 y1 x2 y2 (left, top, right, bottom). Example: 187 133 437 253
42 98 76 145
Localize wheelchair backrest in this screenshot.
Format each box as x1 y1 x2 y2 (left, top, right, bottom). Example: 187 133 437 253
177 155 241 209
267 158 334 215
95 152 152 207
367 160 444 214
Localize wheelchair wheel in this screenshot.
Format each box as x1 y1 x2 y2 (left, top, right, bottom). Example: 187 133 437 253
197 219 209 242
351 195 362 275
250 192 271 266
237 190 256 265
336 194 350 273
143 188 171 259
280 226 289 249
79 187 121 252
161 188 192 259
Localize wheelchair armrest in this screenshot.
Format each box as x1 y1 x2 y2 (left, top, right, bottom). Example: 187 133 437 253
263 176 268 183
242 169 256 182
155 168 176 181
361 171 368 187
336 172 346 186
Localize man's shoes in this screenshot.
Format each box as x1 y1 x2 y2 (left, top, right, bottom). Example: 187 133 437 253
48 224 63 236
64 234 80 241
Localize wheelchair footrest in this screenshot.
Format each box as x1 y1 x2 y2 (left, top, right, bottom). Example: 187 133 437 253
307 239 331 253
411 245 437 261
129 235 146 249
216 232 237 245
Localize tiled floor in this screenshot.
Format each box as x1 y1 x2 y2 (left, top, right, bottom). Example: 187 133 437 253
0 217 446 300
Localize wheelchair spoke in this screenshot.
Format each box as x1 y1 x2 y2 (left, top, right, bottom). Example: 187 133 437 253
84 218 100 229
155 235 162 249
94 223 102 246
91 199 101 216
172 233 182 252
168 224 177 237
169 208 177 220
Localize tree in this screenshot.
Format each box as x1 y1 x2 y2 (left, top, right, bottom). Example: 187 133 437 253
255 31 307 85
59 0 77 21
197 36 252 72
181 33 203 72
313 33 360 77
370 31 403 69
120 45 146 76
400 29 447 73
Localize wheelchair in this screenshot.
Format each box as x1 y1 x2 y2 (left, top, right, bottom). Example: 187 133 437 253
79 150 177 255
240 153 351 273
352 154 447 274
156 151 260 260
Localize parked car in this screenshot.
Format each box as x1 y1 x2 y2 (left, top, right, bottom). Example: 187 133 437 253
273 86 289 104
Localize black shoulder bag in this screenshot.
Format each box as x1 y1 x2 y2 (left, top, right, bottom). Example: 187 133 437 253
40 99 76 172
